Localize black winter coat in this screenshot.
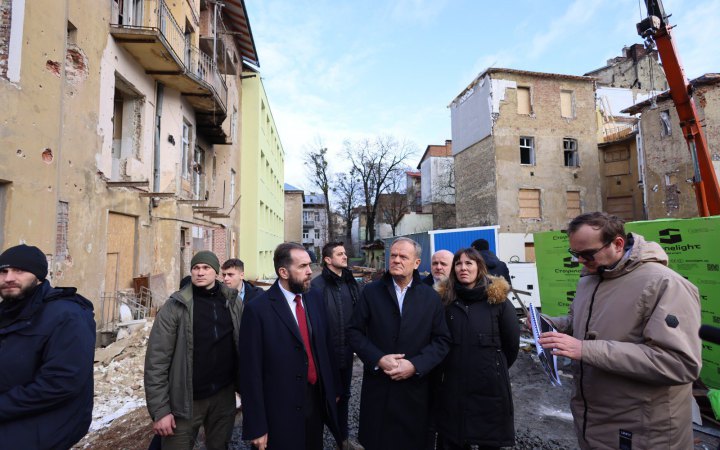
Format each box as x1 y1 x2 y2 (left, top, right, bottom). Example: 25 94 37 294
479 250 512 285
0 281 96 450
311 267 360 369
348 271 450 450
241 280 262 303
434 276 519 448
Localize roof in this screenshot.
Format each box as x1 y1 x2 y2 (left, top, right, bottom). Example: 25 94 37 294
222 0 260 67
621 73 720 114
416 140 452 169
304 193 326 205
452 68 595 105
406 171 421 178
284 183 303 192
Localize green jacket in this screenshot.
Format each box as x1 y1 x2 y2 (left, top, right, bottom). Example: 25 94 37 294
144 282 242 421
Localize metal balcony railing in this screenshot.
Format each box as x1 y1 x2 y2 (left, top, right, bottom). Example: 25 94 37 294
112 0 227 111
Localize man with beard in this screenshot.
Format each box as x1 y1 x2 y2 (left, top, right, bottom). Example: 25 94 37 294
0 244 95 449
239 242 339 450
311 242 362 450
422 249 454 286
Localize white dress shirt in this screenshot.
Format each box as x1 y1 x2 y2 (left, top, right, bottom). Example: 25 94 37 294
393 278 412 315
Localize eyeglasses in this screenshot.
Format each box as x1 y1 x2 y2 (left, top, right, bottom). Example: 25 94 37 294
567 241 612 262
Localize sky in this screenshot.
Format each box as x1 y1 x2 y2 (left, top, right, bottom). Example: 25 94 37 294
244 0 720 192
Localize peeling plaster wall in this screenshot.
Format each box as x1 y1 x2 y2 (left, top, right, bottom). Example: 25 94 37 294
452 72 601 233
455 136 498 227
638 83 720 219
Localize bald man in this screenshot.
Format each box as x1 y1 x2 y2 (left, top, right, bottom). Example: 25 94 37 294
422 250 454 286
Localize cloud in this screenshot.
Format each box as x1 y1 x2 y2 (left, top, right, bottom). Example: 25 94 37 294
527 0 605 59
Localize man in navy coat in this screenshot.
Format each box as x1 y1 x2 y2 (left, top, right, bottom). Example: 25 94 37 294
238 242 339 450
348 237 450 450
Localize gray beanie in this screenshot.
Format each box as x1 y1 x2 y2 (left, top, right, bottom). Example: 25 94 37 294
190 251 220 274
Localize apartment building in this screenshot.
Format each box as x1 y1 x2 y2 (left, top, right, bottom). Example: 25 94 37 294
0 0 263 305
450 68 602 233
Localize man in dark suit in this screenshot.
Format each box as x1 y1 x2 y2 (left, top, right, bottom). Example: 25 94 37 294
221 258 262 303
471 238 511 285
348 237 450 450
238 242 339 450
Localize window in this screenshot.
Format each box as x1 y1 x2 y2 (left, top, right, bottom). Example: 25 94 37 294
2 0 25 82
314 229 320 239
563 138 579 167
303 230 309 239
181 121 192 178
660 110 672 136
517 87 531 115
518 189 541 219
111 77 144 180
566 191 581 219
560 90 574 118
192 147 205 199
520 137 535 165
314 211 320 221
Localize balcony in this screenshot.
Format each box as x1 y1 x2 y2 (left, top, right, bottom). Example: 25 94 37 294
303 220 315 229
110 0 229 143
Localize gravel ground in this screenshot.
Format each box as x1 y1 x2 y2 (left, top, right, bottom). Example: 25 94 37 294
226 347 578 450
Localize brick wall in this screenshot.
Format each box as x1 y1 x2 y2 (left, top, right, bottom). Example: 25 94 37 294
455 137 498 227
0 0 11 79
212 227 227 263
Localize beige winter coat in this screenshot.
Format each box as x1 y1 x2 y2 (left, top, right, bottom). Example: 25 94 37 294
548 233 701 450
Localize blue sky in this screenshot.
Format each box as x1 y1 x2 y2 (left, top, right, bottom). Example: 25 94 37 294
244 0 720 190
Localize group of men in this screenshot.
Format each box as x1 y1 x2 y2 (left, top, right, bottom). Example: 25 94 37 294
0 210 704 450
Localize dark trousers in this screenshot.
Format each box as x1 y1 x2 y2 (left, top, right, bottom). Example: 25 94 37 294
305 382 325 450
162 384 236 450
440 440 499 450
337 365 353 440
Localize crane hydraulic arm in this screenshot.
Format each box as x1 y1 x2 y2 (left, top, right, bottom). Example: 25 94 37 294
637 0 720 216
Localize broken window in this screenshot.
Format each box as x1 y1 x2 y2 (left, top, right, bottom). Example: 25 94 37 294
566 191 581 219
181 121 192 179
563 138 579 167
518 189 541 219
660 110 672 136
111 76 144 180
192 146 205 199
520 137 535 165
560 90 574 118
517 87 531 115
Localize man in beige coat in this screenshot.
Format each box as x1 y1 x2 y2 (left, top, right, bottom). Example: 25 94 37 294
539 212 701 450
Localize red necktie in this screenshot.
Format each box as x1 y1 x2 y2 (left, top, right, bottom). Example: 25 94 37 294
294 295 317 385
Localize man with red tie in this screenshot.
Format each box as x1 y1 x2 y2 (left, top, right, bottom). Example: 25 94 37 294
238 242 339 450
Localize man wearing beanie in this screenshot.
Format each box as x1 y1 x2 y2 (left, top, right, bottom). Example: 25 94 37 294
145 250 243 450
0 244 96 449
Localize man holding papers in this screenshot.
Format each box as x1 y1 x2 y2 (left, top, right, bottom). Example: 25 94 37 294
539 212 701 450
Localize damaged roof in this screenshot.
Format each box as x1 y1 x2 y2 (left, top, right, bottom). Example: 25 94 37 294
622 73 720 114
222 0 260 67
451 68 595 106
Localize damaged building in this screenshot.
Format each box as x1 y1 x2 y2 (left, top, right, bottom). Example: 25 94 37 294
622 73 720 219
450 68 602 236
0 0 284 314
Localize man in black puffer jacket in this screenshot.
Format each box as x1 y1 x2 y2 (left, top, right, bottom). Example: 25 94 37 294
0 244 96 450
310 242 362 450
471 238 511 285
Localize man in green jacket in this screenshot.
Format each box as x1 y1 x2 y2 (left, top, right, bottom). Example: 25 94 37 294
144 251 243 450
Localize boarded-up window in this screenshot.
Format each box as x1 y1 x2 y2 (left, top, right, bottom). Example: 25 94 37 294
560 91 574 118
566 191 581 219
606 196 634 220
517 87 531 115
519 189 541 218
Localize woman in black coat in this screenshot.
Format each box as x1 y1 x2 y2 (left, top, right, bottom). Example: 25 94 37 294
434 248 520 450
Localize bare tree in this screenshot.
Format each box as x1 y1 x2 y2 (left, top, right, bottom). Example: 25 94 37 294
303 139 331 241
344 136 416 243
379 167 409 236
332 169 362 253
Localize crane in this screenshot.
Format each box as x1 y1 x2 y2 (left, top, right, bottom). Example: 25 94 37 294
636 0 720 216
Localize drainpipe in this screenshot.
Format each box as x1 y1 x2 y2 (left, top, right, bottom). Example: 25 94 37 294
153 82 164 207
